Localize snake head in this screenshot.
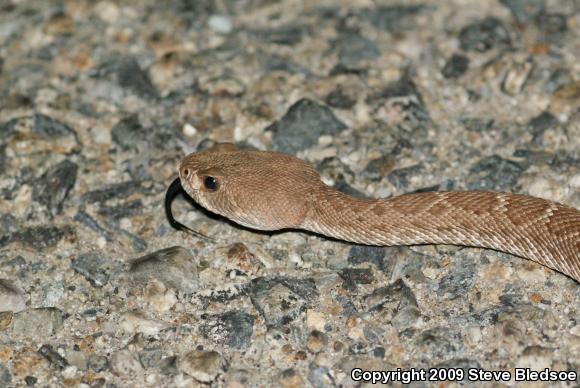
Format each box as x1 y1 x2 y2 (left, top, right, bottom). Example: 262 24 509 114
179 145 322 231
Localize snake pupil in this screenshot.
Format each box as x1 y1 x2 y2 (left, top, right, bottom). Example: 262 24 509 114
204 176 218 191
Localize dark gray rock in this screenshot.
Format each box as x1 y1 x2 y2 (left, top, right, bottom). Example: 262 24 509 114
500 0 545 23
467 155 524 190
252 25 307 45
413 326 464 360
71 253 110 287
536 13 567 34
388 163 424 190
442 53 470 78
339 268 374 286
335 32 379 65
325 86 356 110
461 117 494 133
0 364 10 386
116 58 158 99
82 181 144 203
0 225 75 250
33 159 78 215
458 17 511 52
138 348 163 369
359 5 426 32
364 279 418 316
127 246 199 293
201 310 255 349
88 355 109 372
267 99 347 153
436 258 477 299
248 276 317 326
527 111 558 143
24 375 36 386
0 114 80 153
112 115 143 151
308 363 334 388
347 245 387 270
38 344 69 369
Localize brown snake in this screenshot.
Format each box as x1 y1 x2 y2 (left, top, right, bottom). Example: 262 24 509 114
167 143 580 283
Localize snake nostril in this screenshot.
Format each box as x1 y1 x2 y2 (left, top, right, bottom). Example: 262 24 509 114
181 167 190 179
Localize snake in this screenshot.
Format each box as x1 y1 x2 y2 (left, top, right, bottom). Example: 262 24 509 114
165 143 580 283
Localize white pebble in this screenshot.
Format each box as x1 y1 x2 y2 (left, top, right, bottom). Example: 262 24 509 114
182 123 198 137
208 15 233 34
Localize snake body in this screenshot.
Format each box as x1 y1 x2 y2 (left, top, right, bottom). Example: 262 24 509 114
173 145 580 282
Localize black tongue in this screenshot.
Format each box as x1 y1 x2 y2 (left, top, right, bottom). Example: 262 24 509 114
165 177 214 241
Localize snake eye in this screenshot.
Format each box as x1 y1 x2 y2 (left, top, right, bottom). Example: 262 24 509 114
203 176 218 191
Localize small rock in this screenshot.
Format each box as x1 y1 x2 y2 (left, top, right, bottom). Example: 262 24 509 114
458 17 511 52
339 268 375 287
308 363 333 388
364 279 419 325
501 58 534 95
266 99 347 153
208 15 233 34
325 86 357 110
278 368 305 387
0 279 27 313
253 25 306 45
111 115 144 151
388 164 424 190
0 225 75 250
33 159 78 215
127 246 199 293
467 155 524 190
414 326 464 360
138 348 163 369
0 114 80 154
115 58 159 99
200 310 255 349
37 344 68 369
359 5 425 32
442 53 470 78
248 276 318 326
306 330 328 353
500 0 545 23
119 310 171 336
334 32 379 65
88 355 109 372
347 245 387 270
71 253 110 287
0 311 13 331
12 308 64 337
179 350 226 383
110 349 144 378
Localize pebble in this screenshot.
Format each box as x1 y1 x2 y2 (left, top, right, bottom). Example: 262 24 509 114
0 279 27 313
11 308 64 338
33 160 78 215
306 330 328 353
178 350 226 383
37 344 69 369
266 99 347 153
119 310 171 336
248 276 318 326
208 15 233 34
71 253 110 287
127 246 199 293
110 349 144 378
467 155 524 190
200 310 255 349
334 32 379 65
458 17 512 52
442 53 470 79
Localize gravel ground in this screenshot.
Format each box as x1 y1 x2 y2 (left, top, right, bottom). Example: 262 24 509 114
0 0 579 387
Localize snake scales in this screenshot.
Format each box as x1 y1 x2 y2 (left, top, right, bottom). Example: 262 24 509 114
166 144 580 282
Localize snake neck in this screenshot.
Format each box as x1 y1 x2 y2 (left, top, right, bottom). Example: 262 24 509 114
300 187 580 282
